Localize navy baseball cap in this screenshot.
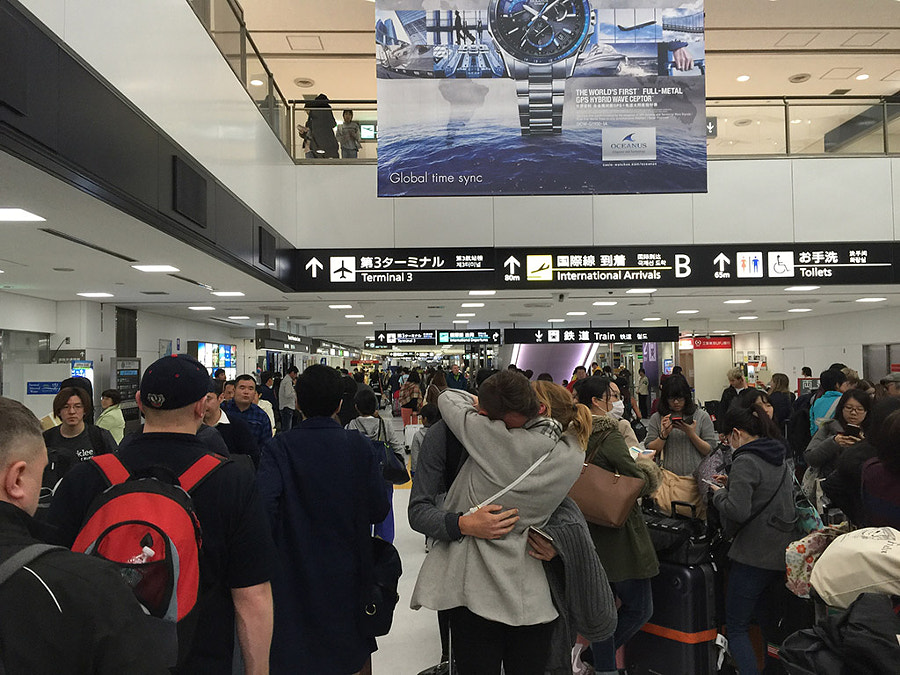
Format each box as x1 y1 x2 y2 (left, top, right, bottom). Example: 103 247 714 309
139 354 213 410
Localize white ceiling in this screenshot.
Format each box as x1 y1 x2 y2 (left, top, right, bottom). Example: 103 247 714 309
2 0 900 349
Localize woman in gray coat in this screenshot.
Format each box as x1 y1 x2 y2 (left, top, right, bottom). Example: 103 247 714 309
710 400 798 675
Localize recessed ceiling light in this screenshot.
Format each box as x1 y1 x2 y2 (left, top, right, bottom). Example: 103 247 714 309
132 264 180 273
461 302 485 308
790 119 802 124
357 321 374 325
228 316 250 320
724 299 752 304
713 330 731 334
328 304 353 309
593 301 618 306
736 75 750 82
856 297 887 303
77 292 114 298
738 315 758 320
457 313 476 317
366 336 375 340
188 306 216 311
548 319 565 323
0 270 4 274
856 74 869 81
0 208 45 221
788 308 812 313
345 314 365 319
785 286 819 292
249 79 265 87
626 288 657 295
566 311 587 316
453 320 469 324
643 317 662 322
468 290 496 296
211 291 245 297
677 310 700 314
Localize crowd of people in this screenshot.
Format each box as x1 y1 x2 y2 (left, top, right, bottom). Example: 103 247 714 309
2 355 899 674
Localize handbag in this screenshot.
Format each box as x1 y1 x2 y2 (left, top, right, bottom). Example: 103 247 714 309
785 524 849 599
377 418 410 485
630 418 648 443
361 536 402 637
568 442 645 528
643 500 711 565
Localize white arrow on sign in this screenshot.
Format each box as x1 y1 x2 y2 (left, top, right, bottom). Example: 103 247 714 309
707 122 715 134
534 331 544 342
505 256 521 274
492 332 500 342
713 253 730 273
305 257 324 278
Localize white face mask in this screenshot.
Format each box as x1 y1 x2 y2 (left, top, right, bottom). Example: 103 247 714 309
609 400 626 420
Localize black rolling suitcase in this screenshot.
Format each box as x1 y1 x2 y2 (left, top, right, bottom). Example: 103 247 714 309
626 561 719 675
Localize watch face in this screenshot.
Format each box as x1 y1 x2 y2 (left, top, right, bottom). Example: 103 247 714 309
490 0 592 64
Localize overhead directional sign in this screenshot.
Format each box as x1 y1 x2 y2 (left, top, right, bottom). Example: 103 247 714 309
504 326 680 345
437 330 500 345
374 330 438 346
289 243 900 291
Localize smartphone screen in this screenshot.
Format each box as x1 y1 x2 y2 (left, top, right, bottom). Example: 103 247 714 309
844 424 861 437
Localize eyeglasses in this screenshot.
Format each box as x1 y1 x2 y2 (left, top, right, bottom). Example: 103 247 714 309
668 396 685 402
843 406 866 414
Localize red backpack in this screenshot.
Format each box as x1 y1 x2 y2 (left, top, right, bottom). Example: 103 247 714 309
72 453 228 623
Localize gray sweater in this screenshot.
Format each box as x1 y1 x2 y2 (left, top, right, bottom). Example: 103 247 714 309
711 440 798 571
542 498 617 674
411 390 584 626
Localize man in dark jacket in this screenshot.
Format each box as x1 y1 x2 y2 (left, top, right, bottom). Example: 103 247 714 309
203 380 261 467
257 364 390 675
0 396 169 673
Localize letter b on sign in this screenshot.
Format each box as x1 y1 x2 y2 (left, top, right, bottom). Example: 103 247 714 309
675 254 691 278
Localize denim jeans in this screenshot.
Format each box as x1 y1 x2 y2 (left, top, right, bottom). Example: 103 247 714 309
280 407 294 432
591 577 653 671
342 147 358 159
726 562 783 675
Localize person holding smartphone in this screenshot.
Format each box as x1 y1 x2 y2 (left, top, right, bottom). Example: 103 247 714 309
802 389 871 503
645 375 717 477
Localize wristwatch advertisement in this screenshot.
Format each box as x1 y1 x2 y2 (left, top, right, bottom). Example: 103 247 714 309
488 0 593 135
375 1 707 197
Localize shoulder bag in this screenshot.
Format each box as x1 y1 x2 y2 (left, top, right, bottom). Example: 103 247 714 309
568 435 645 528
376 417 409 485
652 446 707 520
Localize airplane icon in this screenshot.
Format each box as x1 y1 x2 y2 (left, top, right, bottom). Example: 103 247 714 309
531 262 550 274
330 257 356 282
334 262 352 279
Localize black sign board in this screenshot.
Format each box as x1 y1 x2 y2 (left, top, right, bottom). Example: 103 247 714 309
255 329 311 353
294 248 494 292
504 326 680 344
437 330 501 345
287 243 899 292
373 330 438 346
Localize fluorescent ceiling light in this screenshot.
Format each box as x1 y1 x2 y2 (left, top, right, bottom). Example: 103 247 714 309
77 292 114 298
256 322 275 326
0 208 45 221
132 264 180 273
357 321 373 325
785 286 819 292
626 288 657 294
856 297 886 303
345 314 365 319
788 308 812 313
713 330 731 334
724 299 752 304
453 320 469 324
249 79 265 86
738 315 758 320
677 310 699 314
0 270 4 274
457 313 476 317
468 290 496 296
461 302 485 308
188 306 215 311
643 317 662 322
856 74 869 80
211 291 245 297
329 304 353 309
548 319 565 323
790 119 802 124
736 75 750 82
566 311 587 316
593 301 618 306
228 316 250 320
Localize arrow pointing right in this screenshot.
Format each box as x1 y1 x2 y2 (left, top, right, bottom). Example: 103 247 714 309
305 257 324 278
492 332 499 342
713 253 730 273
504 256 521 274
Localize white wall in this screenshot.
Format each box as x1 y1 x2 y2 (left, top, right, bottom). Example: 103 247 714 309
692 348 735 406
0 292 57 333
19 0 299 245
135 310 239 377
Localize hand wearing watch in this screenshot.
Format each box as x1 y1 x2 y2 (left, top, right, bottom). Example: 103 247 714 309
488 0 593 135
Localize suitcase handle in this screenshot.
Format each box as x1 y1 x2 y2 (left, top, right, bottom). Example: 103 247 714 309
669 500 698 519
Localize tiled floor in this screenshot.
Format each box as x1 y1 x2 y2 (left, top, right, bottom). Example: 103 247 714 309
372 417 442 674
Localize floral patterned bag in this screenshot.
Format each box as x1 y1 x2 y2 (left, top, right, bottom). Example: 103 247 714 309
785 523 850 598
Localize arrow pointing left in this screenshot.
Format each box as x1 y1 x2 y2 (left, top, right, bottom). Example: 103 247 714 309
305 257 323 278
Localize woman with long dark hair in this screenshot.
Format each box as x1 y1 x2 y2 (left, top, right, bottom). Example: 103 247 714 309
645 375 717 476
710 400 797 675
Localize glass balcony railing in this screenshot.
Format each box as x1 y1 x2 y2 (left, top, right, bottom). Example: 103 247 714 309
187 2 899 164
